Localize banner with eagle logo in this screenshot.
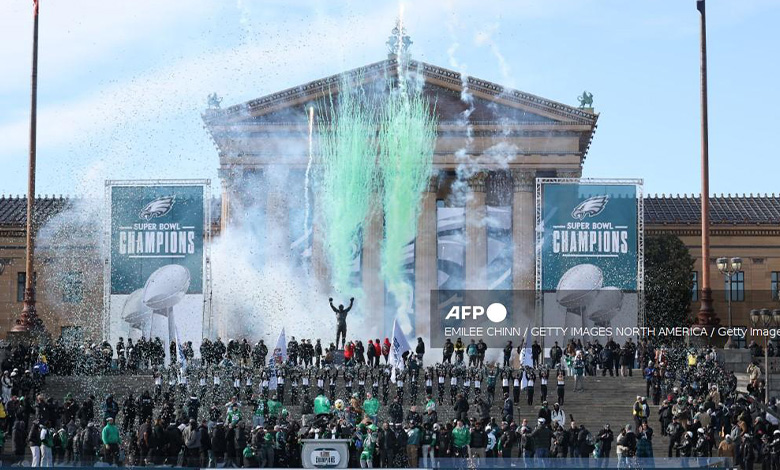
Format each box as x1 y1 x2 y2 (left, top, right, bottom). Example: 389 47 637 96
537 179 642 342
105 180 210 356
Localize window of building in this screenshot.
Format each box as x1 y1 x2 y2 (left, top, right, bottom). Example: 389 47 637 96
61 271 84 304
772 272 779 301
725 271 745 302
691 271 699 302
17 272 37 302
60 326 84 345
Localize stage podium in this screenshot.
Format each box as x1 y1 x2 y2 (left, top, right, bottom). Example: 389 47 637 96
300 439 351 468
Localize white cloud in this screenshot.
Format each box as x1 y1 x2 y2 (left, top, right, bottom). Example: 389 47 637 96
0 2 410 191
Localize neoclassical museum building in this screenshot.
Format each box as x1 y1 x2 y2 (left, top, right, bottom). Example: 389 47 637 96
0 53 778 341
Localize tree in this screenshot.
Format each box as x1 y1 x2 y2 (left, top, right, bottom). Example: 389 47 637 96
644 234 695 336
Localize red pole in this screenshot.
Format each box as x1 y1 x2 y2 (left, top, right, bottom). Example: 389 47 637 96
12 0 40 334
696 0 717 326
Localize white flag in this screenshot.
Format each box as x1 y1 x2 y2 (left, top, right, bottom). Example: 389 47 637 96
269 328 287 390
391 318 411 373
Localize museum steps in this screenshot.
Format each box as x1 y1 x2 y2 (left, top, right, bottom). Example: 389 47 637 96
40 369 667 458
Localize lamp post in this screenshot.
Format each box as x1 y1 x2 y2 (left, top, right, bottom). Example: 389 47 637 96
717 257 742 329
751 308 777 405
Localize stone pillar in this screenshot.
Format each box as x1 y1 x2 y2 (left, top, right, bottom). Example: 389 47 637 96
217 167 240 234
511 169 536 338
309 175 330 293
265 186 289 256
220 187 230 234
465 172 488 290
511 169 536 292
311 218 330 293
415 178 438 340
362 198 384 332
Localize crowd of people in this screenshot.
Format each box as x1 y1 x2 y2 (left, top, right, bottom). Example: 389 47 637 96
0 334 770 468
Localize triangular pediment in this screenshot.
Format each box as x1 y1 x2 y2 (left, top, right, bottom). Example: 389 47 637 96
203 58 597 128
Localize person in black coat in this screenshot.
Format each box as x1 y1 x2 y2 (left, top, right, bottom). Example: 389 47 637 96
225 423 237 468
234 421 248 468
164 422 183 465
199 420 211 467
388 396 404 425
151 418 166 465
597 424 614 459
416 338 426 363
211 422 226 466
454 394 469 423
379 422 396 468
502 393 514 423
11 418 26 465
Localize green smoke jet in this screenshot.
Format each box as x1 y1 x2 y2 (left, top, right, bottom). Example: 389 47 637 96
318 82 380 294
378 82 437 330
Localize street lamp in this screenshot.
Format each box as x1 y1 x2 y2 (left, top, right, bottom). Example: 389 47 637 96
717 256 742 329
750 308 777 405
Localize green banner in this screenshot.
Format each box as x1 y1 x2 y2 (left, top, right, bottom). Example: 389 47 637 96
541 183 638 291
110 185 204 295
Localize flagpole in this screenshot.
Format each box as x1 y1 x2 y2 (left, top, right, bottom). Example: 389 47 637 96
695 0 717 327
12 0 41 335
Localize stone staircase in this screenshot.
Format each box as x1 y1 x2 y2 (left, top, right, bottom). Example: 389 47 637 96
41 369 666 458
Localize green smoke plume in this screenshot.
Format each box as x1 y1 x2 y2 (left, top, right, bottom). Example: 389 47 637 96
318 82 380 294
378 82 437 327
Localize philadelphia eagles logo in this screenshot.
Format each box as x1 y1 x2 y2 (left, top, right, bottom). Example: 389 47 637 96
139 196 175 220
571 195 609 220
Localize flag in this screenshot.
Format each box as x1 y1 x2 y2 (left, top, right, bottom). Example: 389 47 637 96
269 328 287 390
33 0 39 16
390 318 411 380
174 323 187 372
697 0 705 14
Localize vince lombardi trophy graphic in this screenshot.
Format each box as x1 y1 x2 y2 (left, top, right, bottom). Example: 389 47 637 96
556 263 625 329
122 288 152 334
142 264 191 363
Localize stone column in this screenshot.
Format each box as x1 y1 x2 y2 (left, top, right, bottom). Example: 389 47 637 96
511 169 536 350
310 218 330 293
362 197 384 333
217 167 240 234
265 182 290 256
415 178 438 340
465 172 488 290
309 175 330 293
511 169 536 292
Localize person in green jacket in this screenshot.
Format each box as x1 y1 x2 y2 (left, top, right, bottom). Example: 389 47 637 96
242 444 256 467
267 395 283 424
101 417 121 465
406 424 422 468
359 425 377 468
226 406 243 426
363 393 380 423
314 394 331 415
451 420 471 458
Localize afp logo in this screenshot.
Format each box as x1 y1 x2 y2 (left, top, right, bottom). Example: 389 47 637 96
444 302 508 323
571 195 609 220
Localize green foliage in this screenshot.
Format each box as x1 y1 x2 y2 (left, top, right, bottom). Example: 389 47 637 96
644 234 695 333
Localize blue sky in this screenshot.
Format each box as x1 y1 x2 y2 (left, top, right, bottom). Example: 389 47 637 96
1 0 778 198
